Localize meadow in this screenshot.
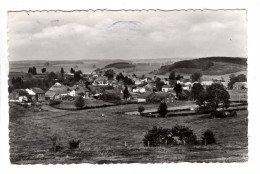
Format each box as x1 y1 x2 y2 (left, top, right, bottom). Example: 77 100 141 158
9 102 248 164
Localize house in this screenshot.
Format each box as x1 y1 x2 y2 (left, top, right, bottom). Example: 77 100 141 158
144 82 156 92
25 88 45 102
162 85 173 92
32 87 45 101
162 78 170 85
9 89 29 103
136 92 154 103
45 82 69 100
68 86 78 97
201 80 213 87
133 78 142 85
132 86 146 93
92 76 108 86
76 86 90 99
150 92 175 103
233 82 247 90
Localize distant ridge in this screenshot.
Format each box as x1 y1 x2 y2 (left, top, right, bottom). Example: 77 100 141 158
156 57 247 75
102 62 136 69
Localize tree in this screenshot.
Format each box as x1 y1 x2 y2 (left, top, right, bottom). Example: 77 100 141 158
155 78 164 91
201 130 216 145
191 83 204 100
190 72 202 82
123 85 130 99
74 71 82 82
138 106 145 115
116 72 124 81
74 96 85 108
174 83 183 97
60 67 65 74
175 74 182 80
104 69 115 80
169 71 175 85
196 83 230 113
70 68 75 74
158 102 168 117
28 67 33 74
32 66 37 75
41 68 46 73
228 74 247 89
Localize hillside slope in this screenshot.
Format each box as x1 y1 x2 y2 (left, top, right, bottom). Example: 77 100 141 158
156 57 247 75
102 62 136 69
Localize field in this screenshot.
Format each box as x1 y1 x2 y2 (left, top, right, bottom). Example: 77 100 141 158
9 102 248 164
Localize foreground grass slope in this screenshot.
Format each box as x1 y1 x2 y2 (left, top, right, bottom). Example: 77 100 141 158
9 103 248 164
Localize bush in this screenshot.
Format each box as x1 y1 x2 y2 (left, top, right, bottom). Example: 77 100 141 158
230 111 237 117
158 102 168 117
68 139 81 149
74 96 85 108
138 106 145 115
50 134 62 152
201 129 216 145
143 125 198 147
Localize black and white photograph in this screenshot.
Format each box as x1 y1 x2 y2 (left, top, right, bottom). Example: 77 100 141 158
7 9 248 164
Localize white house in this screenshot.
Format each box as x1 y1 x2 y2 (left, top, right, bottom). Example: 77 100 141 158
162 85 173 93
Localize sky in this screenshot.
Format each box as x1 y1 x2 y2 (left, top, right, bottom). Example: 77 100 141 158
8 10 247 61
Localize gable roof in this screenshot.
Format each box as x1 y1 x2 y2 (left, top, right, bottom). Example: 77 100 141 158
162 85 172 88
76 86 90 94
32 87 45 94
13 89 29 96
138 92 154 99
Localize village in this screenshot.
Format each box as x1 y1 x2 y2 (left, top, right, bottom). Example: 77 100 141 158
8 65 247 113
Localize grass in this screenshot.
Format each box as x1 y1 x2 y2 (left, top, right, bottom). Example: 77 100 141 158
9 102 248 164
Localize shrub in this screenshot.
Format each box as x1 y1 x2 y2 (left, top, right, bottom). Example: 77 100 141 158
230 111 237 117
74 96 85 108
143 125 198 147
68 139 81 149
201 129 216 145
138 106 145 115
50 134 62 152
158 102 168 117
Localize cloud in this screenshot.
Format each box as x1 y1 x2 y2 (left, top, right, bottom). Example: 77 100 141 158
8 10 247 61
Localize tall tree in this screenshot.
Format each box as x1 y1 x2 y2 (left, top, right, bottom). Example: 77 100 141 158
123 85 130 99
28 67 33 74
70 68 75 74
175 74 182 80
191 83 204 100
32 66 37 75
116 72 124 81
174 83 183 97
196 83 230 113
158 102 168 117
155 78 164 91
190 72 202 82
104 69 115 80
41 68 46 73
169 71 176 85
60 67 65 74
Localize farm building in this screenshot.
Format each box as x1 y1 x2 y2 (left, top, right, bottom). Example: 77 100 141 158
233 82 247 90
9 89 29 103
92 76 108 86
76 86 90 99
45 82 69 100
150 92 175 103
162 85 173 93
25 88 45 102
136 92 154 103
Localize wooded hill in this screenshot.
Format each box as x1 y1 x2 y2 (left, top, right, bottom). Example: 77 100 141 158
156 57 247 75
